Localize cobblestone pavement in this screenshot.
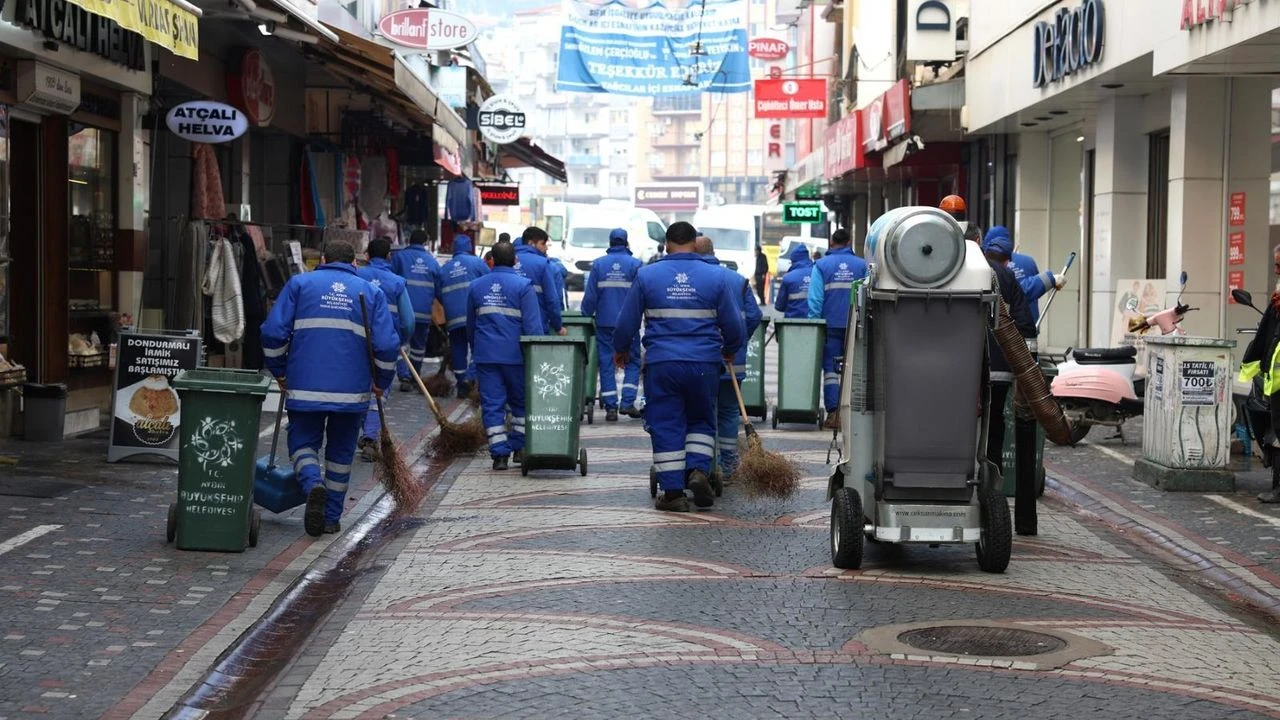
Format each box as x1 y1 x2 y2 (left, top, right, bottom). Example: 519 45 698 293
254 412 1280 719
0 365 461 719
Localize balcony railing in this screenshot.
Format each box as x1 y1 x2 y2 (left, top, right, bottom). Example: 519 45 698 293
652 94 702 114
567 154 603 167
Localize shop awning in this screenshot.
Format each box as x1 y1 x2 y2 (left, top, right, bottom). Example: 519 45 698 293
305 26 468 149
259 0 339 44
500 137 567 183
77 0 202 60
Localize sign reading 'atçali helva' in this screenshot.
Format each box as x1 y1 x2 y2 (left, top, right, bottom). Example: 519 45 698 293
1032 0 1104 88
165 101 248 143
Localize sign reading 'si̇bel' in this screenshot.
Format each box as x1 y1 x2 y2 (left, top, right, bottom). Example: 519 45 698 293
1032 0 1105 88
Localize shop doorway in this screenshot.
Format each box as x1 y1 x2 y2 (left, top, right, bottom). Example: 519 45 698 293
9 118 41 380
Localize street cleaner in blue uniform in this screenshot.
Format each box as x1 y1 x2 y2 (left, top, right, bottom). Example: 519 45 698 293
695 235 762 479
984 226 1066 325
581 228 644 421
261 241 401 536
467 241 543 471
614 222 745 512
807 228 867 430
437 234 490 398
356 238 415 461
774 243 814 318
391 230 441 391
514 227 566 336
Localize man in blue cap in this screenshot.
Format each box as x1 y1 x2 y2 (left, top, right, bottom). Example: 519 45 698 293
985 226 1065 325
581 228 644 421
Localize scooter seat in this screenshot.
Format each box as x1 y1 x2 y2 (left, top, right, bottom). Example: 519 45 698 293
1071 346 1138 364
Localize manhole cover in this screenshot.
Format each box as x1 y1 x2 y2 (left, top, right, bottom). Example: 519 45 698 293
897 626 1067 657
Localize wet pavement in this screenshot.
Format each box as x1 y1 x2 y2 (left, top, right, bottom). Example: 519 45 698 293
1 339 1279 718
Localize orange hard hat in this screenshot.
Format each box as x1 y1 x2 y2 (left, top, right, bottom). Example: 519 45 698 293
940 195 966 214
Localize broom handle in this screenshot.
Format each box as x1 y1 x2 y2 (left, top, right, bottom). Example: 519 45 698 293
266 391 285 468
725 360 752 426
358 294 391 434
399 347 446 421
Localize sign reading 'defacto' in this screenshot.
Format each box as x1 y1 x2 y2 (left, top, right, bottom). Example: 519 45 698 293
377 8 478 51
753 79 827 119
782 202 824 224
165 102 248 143
1032 0 1105 88
477 95 526 144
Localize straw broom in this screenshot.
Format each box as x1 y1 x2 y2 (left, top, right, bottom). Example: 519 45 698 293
359 295 425 511
726 362 802 498
399 348 487 458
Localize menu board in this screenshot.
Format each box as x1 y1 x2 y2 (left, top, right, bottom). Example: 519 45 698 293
107 331 202 462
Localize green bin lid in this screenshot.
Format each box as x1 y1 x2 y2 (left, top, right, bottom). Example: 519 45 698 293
173 368 273 395
561 316 594 325
772 318 827 327
562 310 584 317
520 336 588 346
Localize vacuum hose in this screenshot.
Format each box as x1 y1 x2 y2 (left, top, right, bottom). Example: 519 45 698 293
993 300 1075 446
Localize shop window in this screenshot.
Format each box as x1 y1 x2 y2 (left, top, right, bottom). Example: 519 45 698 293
1146 130 1170 279
68 126 117 358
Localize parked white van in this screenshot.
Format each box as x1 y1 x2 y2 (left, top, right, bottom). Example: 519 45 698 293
544 202 665 289
692 204 766 281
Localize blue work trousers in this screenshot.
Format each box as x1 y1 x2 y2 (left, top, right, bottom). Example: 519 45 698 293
397 322 431 381
360 388 390 442
716 379 741 475
645 361 719 493
477 363 526 458
448 327 475 383
596 328 641 409
286 410 362 524
822 329 846 413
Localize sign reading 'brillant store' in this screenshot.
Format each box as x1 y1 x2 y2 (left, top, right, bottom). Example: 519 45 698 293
377 8 478 51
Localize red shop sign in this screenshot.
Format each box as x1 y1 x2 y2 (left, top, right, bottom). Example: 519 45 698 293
1228 232 1245 265
824 113 863 178
227 49 276 127
1228 270 1245 302
1229 192 1246 226
753 79 827 119
861 79 911 153
477 183 520 206
748 37 790 60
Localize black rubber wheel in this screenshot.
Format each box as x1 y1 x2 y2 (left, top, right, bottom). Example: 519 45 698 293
711 469 724 497
1052 422 1091 447
976 491 1013 574
587 404 595 425
579 448 588 477
830 486 864 570
649 465 658 498
521 462 530 477
166 503 177 543
249 510 261 548
771 405 779 430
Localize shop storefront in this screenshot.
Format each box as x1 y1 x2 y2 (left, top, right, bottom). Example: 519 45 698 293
964 0 1279 356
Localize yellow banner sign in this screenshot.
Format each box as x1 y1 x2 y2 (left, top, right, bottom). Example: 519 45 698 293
67 0 200 60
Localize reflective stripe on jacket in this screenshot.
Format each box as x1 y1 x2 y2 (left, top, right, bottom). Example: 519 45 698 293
466 267 545 365
581 246 643 328
612 253 746 366
261 263 401 413
390 244 440 321
438 250 491 330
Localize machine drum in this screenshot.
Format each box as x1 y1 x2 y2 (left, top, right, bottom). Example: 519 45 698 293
882 210 966 289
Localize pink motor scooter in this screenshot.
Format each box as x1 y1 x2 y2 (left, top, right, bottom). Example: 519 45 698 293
1049 272 1196 445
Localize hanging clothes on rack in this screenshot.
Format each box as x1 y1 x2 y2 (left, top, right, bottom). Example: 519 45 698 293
300 149 327 227
444 176 476 222
403 183 430 227
236 226 267 370
360 155 388 221
343 156 365 229
202 234 245 345
192 144 227 220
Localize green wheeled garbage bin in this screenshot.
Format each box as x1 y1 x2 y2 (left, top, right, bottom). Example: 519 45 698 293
741 317 770 422
1000 362 1053 498
520 336 589 476
561 312 598 424
169 369 272 552
771 318 826 429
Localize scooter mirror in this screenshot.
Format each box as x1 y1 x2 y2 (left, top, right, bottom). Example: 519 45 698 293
1232 288 1260 312
1179 271 1187 287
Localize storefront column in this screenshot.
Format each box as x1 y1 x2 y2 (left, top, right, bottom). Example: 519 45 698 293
1168 77 1270 343
1014 131 1051 298
867 182 884 225
853 192 869 254
1089 95 1148 347
1047 133 1084 348
117 94 148 323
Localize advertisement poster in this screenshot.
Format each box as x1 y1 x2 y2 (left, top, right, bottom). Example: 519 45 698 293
1228 232 1245 265
556 0 750 96
1180 360 1216 406
1228 270 1245 302
108 332 202 462
1229 192 1246 227
1152 357 1164 401
1111 279 1166 371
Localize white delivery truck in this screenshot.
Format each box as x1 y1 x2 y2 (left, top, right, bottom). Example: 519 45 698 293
542 201 665 289
692 204 767 281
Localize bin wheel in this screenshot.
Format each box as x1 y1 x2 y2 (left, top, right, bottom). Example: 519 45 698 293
649 465 658 498
771 405 779 430
579 449 588 477
587 404 595 425
249 510 261 548
711 469 724 497
166 503 177 543
975 491 1013 574
830 487 864 570
521 461 530 477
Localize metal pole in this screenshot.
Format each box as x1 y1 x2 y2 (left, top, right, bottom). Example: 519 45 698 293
1036 251 1077 331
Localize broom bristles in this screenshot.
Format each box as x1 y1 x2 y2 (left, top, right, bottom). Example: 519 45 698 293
377 428 425 511
423 371 453 398
428 415 487 458
735 432 802 499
